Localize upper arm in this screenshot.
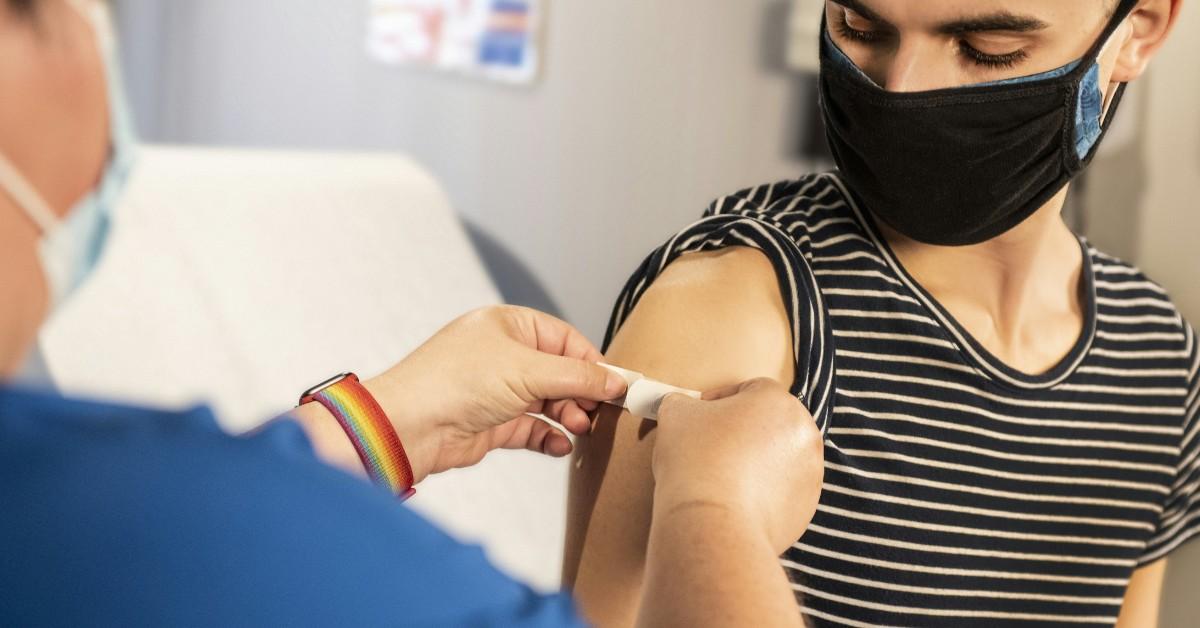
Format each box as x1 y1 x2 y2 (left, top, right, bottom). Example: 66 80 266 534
563 247 797 628
1116 560 1167 628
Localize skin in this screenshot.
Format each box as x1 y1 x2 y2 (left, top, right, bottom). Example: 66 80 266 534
641 380 823 628
566 247 806 626
0 2 827 626
291 305 630 483
0 0 108 371
566 1 1183 626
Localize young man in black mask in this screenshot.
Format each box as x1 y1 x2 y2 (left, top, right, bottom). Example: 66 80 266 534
566 1 1196 626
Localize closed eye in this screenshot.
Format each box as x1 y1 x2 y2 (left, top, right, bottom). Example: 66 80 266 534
957 41 1029 69
833 8 1030 71
834 8 888 44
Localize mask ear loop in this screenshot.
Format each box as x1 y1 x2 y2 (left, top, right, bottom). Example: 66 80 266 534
1083 0 1141 65
0 153 59 234
1 0 112 236
1074 0 1140 165
1093 42 1124 133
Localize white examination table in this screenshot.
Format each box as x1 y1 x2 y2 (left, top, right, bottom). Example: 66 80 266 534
39 146 571 592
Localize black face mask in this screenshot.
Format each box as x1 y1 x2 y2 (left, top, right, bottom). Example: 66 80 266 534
818 0 1139 247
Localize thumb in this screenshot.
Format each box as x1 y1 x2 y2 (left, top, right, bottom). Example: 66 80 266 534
705 377 781 401
523 354 628 403
655 392 705 425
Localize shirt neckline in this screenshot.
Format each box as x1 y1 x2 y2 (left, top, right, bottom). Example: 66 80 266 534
826 172 1097 391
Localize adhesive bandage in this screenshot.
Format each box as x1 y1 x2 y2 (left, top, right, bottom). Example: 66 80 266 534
598 363 702 421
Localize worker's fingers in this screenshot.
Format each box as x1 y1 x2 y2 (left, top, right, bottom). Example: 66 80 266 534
542 398 591 435
522 354 627 403
494 414 574 457
554 319 606 364
659 378 787 424
703 377 783 401
527 398 592 434
542 398 572 423
510 306 605 363
701 383 745 402
542 431 574 457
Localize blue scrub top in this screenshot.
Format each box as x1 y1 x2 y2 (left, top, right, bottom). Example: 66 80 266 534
0 386 585 628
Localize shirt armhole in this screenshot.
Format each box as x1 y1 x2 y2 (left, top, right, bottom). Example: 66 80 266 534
1138 325 1200 566
603 213 836 434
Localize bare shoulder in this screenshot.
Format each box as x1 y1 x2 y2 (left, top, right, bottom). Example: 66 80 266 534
607 246 794 388
563 246 796 627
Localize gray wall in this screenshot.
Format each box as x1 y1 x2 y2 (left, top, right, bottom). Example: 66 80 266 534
112 0 817 342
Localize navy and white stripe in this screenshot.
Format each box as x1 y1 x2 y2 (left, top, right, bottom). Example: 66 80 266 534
603 172 1200 627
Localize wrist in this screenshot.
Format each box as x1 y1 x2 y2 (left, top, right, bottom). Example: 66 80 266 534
292 401 365 476
362 373 439 485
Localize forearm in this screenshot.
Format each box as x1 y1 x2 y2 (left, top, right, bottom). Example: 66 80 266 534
638 499 804 628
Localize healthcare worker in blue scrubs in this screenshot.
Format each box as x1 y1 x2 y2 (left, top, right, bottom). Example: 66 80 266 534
0 1 825 627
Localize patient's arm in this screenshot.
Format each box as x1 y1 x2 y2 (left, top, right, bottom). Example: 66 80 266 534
639 495 808 628
564 247 797 627
1115 560 1167 628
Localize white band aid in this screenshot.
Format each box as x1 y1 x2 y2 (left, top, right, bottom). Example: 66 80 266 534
599 363 702 421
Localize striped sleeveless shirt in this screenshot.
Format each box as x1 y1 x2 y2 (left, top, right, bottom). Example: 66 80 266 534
603 172 1200 627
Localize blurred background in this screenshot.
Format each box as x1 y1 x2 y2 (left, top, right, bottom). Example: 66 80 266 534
46 0 1200 623
109 0 824 339
107 0 1200 342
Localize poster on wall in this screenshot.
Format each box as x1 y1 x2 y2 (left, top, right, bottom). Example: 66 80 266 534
367 0 542 85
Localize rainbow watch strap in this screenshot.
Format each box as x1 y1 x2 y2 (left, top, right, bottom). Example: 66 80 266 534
301 373 416 500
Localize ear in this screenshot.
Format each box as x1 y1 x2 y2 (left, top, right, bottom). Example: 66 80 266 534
1111 0 1184 82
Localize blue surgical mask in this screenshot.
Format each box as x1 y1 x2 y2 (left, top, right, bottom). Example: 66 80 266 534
822 30 1107 159
15 343 54 390
0 0 137 315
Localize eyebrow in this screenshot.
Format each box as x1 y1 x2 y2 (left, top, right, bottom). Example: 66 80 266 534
833 0 1049 35
835 0 886 23
937 12 1049 35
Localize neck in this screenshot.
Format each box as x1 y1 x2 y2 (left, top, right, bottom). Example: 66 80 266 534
878 186 1088 375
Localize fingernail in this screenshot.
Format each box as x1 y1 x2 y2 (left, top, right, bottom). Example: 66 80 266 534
605 373 627 397
544 435 573 457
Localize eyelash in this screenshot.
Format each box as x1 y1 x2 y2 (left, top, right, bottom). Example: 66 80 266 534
834 16 885 44
834 13 1029 70
956 41 1028 69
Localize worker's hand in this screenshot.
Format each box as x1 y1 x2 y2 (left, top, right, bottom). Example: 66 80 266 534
651 379 824 554
365 306 627 483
